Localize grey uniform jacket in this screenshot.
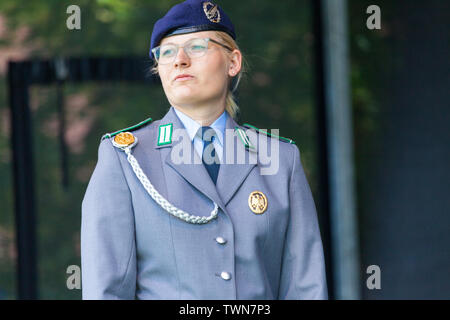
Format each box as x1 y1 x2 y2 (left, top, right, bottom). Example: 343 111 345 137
81 106 328 299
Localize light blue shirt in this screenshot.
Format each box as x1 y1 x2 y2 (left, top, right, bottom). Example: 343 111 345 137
173 107 227 162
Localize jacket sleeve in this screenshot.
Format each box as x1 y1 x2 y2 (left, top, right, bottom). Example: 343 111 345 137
278 144 328 299
81 138 137 299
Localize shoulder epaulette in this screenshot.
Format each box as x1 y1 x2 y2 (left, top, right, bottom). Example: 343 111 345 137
242 123 296 144
101 117 153 141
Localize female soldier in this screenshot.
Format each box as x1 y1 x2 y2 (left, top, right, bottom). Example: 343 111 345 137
81 0 327 299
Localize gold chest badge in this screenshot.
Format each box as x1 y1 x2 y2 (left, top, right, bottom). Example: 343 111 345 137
248 191 268 214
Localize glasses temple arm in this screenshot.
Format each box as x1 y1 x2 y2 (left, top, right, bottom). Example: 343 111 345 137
209 38 233 52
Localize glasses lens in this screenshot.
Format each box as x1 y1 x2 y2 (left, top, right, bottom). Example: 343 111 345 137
186 38 208 58
158 44 177 64
156 38 209 64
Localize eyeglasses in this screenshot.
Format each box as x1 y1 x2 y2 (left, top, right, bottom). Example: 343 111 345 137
152 37 233 65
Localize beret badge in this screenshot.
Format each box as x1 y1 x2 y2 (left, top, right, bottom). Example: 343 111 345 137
203 1 221 23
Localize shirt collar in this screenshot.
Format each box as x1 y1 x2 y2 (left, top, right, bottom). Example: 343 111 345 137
173 107 227 146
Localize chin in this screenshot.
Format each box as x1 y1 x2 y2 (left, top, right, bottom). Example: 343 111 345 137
171 96 202 106
171 90 203 103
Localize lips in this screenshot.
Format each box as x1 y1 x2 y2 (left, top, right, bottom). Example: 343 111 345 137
174 74 194 82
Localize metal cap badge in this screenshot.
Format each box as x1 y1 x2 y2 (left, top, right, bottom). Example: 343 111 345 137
203 2 221 23
248 191 268 214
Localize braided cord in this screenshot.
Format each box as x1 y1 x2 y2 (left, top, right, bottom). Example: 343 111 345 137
124 147 218 224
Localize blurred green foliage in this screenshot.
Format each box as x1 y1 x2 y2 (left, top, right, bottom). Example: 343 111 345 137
0 0 387 299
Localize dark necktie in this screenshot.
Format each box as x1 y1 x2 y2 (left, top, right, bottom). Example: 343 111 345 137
198 126 220 184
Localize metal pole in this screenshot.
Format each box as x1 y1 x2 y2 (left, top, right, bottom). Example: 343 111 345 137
8 61 38 299
312 0 334 300
320 0 361 299
55 58 69 190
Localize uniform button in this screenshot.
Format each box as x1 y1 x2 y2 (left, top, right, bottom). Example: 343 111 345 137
220 271 231 281
215 237 227 245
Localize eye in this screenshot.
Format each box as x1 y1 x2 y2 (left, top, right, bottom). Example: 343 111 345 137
161 47 176 57
187 39 208 53
189 44 207 52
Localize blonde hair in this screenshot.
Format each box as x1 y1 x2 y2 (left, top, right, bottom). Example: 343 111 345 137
150 31 247 120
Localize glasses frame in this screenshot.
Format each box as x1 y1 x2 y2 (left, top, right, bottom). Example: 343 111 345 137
152 37 233 65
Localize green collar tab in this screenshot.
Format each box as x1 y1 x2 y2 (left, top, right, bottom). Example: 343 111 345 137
234 126 255 150
242 123 296 144
102 117 153 141
157 123 173 146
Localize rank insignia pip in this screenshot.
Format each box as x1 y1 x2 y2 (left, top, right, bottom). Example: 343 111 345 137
235 127 256 151
157 123 173 146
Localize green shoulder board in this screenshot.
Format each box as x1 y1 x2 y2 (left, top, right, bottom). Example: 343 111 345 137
101 117 153 140
242 123 296 144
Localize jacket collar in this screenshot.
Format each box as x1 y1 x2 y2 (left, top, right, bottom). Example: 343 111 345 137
155 106 257 207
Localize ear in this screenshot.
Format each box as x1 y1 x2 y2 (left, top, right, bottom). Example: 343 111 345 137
228 49 242 77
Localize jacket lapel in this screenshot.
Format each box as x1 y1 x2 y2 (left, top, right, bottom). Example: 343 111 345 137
132 122 169 201
216 115 257 206
155 107 227 213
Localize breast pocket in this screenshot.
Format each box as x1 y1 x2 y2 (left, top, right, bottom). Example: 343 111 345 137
227 183 290 253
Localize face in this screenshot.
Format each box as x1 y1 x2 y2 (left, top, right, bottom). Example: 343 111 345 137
156 31 241 110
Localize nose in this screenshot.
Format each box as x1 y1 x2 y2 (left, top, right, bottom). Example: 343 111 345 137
173 47 191 68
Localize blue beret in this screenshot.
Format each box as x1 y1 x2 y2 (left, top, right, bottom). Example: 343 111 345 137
150 0 236 58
